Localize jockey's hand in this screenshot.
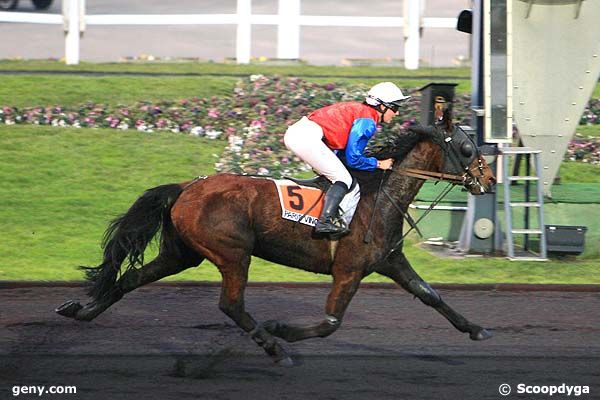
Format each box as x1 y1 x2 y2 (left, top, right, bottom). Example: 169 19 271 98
377 158 394 170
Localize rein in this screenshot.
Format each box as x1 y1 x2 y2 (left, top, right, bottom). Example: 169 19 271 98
363 170 389 244
396 168 465 184
382 182 455 261
362 167 455 246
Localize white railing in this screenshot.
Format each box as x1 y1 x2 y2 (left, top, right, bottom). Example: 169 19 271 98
0 0 457 69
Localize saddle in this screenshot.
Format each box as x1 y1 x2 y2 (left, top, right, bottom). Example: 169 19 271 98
285 175 331 192
284 174 360 193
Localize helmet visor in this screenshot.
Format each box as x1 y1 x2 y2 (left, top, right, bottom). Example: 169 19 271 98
388 96 412 107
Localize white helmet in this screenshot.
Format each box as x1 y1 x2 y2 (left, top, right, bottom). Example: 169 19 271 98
366 82 411 108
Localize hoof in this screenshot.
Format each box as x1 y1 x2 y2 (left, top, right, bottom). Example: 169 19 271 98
55 300 83 319
470 328 493 341
275 356 295 367
261 320 280 335
54 300 83 318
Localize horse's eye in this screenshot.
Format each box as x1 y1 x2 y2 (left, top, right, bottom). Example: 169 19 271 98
461 143 473 158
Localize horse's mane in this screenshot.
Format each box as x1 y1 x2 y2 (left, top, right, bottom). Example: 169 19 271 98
350 125 443 194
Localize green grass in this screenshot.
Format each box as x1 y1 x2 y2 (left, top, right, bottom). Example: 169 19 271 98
557 161 600 183
0 75 237 108
1 124 600 284
593 84 600 99
575 125 600 138
0 125 224 281
0 60 473 78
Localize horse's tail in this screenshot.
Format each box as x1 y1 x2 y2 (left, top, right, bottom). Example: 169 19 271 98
80 183 184 300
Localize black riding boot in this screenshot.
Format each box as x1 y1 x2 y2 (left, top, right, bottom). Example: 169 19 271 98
315 181 349 236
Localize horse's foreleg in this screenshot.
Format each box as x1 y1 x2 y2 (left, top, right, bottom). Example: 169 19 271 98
56 252 203 321
375 252 492 341
217 256 294 366
262 270 363 343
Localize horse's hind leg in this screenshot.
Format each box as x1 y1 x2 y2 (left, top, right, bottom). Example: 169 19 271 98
56 251 203 321
261 269 364 343
216 254 293 366
375 251 492 341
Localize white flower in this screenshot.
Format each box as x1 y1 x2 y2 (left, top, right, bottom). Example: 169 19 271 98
205 129 222 139
5 119 15 125
190 126 205 136
228 135 244 146
250 74 264 82
117 122 129 130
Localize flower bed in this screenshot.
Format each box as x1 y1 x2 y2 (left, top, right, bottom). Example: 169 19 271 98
1 75 599 174
567 139 600 163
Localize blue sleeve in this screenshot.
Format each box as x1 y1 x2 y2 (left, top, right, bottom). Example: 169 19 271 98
344 118 378 171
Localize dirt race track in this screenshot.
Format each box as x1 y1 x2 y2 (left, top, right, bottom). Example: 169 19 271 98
1 284 599 400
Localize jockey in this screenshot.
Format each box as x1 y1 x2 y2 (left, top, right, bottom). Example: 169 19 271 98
284 81 411 236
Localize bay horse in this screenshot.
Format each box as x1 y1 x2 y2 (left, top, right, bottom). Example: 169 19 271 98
56 121 496 366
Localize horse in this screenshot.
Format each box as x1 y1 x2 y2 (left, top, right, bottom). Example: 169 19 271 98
56 120 496 366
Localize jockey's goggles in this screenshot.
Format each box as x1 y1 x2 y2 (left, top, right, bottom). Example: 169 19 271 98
369 96 411 113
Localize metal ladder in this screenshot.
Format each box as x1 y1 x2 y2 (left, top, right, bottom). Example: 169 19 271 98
500 147 547 261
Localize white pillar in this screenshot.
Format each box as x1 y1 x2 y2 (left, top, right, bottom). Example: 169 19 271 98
277 0 300 60
236 0 252 64
403 0 421 70
64 0 81 65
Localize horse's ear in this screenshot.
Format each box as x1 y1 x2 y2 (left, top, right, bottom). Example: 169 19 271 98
443 108 453 130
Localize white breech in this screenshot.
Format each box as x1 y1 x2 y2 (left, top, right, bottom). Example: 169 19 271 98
283 116 353 188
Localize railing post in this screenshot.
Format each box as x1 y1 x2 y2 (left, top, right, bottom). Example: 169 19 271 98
277 0 300 60
403 0 421 70
63 0 81 65
236 0 251 64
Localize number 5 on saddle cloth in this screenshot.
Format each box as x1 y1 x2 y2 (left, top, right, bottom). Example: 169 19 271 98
273 178 361 229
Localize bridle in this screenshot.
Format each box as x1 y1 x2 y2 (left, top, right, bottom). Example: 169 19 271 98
396 123 488 194
363 122 491 255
